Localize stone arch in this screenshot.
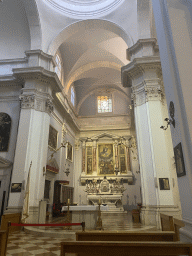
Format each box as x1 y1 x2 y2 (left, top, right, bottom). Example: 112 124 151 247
23 0 42 50
66 61 121 94
47 19 134 56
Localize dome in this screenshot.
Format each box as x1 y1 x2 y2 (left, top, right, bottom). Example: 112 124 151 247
44 0 125 18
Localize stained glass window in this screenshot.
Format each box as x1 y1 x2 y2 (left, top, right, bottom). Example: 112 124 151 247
55 54 62 80
71 86 75 106
97 96 112 113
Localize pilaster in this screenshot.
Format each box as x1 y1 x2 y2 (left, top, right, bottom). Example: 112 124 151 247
122 40 181 227
6 70 56 223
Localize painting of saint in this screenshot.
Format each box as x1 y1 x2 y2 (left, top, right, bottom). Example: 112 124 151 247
98 144 114 175
48 125 58 150
67 142 73 162
174 142 186 177
0 113 11 152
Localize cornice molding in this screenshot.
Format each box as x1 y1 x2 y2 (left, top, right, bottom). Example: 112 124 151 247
12 67 63 93
0 75 21 87
121 56 161 87
126 38 159 61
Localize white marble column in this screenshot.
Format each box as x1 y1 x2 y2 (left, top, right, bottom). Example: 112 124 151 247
6 84 54 223
122 39 181 228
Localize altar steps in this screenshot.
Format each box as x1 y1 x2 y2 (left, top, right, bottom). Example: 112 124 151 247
101 212 156 231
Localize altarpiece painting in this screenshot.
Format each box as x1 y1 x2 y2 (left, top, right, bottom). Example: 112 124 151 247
66 142 73 162
98 144 114 175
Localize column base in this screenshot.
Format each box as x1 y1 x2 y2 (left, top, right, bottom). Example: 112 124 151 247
140 205 182 229
25 206 39 223
5 206 23 214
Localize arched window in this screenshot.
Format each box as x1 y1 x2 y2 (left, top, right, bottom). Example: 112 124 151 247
71 86 75 106
55 54 62 80
97 95 112 113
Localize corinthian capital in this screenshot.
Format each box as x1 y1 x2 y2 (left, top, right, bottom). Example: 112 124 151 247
19 95 35 109
45 99 54 114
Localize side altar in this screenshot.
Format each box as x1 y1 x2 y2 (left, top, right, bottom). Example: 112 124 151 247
85 176 126 212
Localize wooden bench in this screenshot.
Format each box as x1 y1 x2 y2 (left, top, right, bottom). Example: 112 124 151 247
61 241 192 256
0 230 8 256
76 231 177 242
160 213 185 241
1 213 21 233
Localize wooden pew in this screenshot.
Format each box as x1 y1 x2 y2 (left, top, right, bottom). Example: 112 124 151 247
0 230 8 256
76 231 177 242
61 241 192 256
1 213 21 233
160 213 185 241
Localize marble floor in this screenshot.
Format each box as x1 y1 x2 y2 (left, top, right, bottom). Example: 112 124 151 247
6 212 156 255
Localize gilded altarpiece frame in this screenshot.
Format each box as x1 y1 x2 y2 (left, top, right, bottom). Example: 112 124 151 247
86 146 93 175
118 145 127 174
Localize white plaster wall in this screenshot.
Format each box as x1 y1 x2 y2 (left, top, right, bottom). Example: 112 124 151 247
0 0 31 59
152 0 192 240
78 91 130 117
0 85 21 212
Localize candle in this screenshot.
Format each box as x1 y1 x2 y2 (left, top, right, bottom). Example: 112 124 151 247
68 198 70 204
99 198 101 204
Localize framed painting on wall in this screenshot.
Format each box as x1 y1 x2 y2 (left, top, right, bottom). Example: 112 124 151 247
159 178 170 190
11 183 22 193
48 125 58 151
66 142 73 162
174 142 186 177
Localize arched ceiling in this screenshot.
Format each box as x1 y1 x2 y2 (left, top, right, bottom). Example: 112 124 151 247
58 22 130 110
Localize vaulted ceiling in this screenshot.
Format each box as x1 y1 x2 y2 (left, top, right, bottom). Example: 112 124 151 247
58 26 130 109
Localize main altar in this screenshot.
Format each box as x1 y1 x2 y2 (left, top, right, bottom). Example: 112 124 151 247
85 176 126 212
79 134 135 213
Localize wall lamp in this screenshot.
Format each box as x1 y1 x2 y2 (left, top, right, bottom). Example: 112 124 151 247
160 101 176 130
160 117 175 130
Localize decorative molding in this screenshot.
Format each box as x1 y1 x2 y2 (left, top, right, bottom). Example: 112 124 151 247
44 0 124 19
121 56 161 88
75 139 80 150
126 38 159 61
45 99 54 114
131 82 163 107
19 90 54 114
12 67 63 93
19 94 35 109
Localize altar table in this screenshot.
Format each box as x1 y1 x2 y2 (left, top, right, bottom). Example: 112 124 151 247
61 205 108 229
